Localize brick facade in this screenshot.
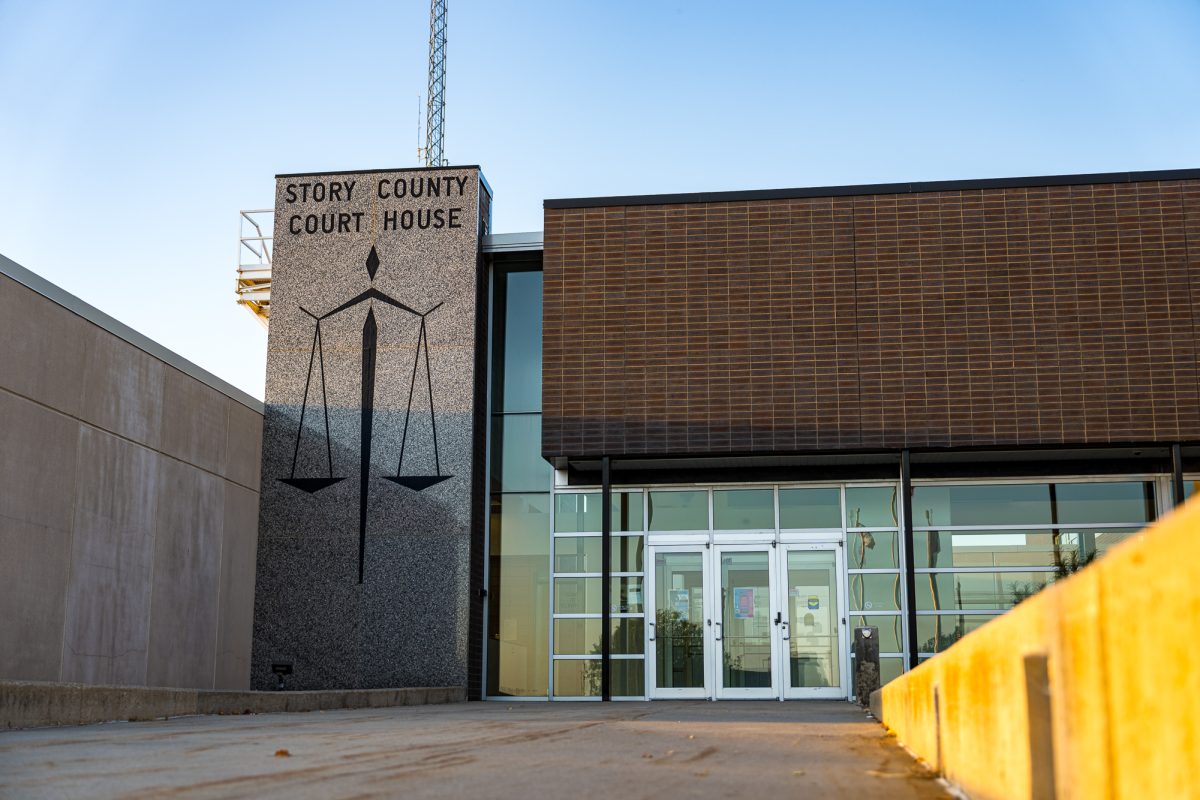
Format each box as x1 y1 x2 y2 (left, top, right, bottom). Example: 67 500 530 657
542 176 1200 458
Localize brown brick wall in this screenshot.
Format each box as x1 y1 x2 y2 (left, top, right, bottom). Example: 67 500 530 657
542 179 1200 458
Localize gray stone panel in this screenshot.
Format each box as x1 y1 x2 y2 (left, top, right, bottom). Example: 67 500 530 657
80 330 164 449
61 427 158 686
0 275 88 416
147 458 223 689
161 366 228 476
215 482 259 689
253 167 487 690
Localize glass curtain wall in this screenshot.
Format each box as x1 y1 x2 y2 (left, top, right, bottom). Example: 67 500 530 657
486 266 553 697
841 486 906 685
552 492 646 697
911 480 1156 656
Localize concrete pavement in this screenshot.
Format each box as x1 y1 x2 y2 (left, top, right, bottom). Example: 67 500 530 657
0 701 947 799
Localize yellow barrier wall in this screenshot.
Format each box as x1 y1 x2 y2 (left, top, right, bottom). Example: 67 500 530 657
880 497 1200 800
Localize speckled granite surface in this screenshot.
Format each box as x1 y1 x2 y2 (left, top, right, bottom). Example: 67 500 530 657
251 167 486 690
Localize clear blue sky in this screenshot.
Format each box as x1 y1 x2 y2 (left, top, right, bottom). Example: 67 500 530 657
2 0 1198 398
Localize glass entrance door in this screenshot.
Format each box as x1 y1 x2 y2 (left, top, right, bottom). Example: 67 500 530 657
647 547 709 698
647 542 846 700
779 544 847 699
715 547 778 699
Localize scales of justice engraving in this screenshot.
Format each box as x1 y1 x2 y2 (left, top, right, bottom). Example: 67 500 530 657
278 245 451 583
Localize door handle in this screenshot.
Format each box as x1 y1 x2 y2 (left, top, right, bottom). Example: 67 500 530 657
714 621 723 641
781 621 790 641
648 621 655 642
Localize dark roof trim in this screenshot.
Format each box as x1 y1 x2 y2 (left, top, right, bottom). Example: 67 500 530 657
276 164 481 179
543 168 1200 209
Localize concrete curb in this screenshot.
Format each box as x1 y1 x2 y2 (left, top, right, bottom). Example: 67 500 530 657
0 681 464 730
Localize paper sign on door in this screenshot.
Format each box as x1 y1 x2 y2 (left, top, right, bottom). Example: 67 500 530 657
733 587 755 619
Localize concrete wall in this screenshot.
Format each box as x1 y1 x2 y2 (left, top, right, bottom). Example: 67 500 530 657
0 257 263 690
877 496 1200 800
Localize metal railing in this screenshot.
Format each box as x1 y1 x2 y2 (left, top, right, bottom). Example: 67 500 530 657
236 209 273 326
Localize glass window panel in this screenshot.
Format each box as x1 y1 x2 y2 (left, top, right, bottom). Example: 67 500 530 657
847 531 899 568
490 414 551 492
486 493 551 697
654 552 706 690
553 492 643 533
847 572 901 611
552 659 600 697
1054 482 1155 525
611 619 644 655
850 615 902 653
917 614 998 653
648 491 708 531
880 657 905 686
613 536 644 573
553 619 643 656
787 550 840 689
553 537 600 573
612 577 644 614
913 483 1053 527
915 571 1056 611
713 489 775 530
914 528 1141 569
612 658 645 697
720 551 772 689
497 270 542 413
845 486 899 528
778 487 842 529
553 618 601 656
554 577 601 614
553 537 642 574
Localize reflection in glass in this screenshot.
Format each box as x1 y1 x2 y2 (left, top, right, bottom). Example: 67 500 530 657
554 577 601 614
495 270 542 413
553 536 644 573
848 572 901 611
850 615 902 653
648 491 708 531
880 657 904 686
554 492 643 533
612 577 644 614
490 414 551 492
713 489 774 529
553 618 644 656
553 659 599 697
845 486 898 528
721 552 772 689
1054 482 1155 525
917 614 998 653
655 552 705 690
787 551 840 688
486 494 550 697
914 528 1140 569
911 481 1156 528
555 658 646 697
915 571 1056 611
847 531 899 568
553 618 601 655
779 487 842 529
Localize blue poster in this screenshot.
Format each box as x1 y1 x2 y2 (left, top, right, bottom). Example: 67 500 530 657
670 588 689 620
733 587 755 619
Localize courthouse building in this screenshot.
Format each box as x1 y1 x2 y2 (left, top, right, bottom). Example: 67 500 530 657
249 165 1200 703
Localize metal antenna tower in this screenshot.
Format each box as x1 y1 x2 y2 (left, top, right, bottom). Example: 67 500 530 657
424 0 447 167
